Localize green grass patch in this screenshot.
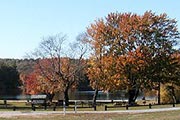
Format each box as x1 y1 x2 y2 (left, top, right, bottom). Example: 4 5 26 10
0 101 180 112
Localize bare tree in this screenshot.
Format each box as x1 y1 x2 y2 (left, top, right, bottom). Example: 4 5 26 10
29 33 87 106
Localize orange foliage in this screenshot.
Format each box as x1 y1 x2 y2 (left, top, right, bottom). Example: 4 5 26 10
86 11 179 93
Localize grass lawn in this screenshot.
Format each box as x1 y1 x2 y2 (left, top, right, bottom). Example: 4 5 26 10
0 100 180 111
0 110 179 120
0 100 180 120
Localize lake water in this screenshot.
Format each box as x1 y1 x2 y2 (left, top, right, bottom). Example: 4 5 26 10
0 90 156 101
69 90 156 100
69 90 128 100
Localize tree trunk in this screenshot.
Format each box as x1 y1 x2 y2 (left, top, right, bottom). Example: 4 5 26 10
157 82 161 105
92 89 98 107
170 86 177 104
47 93 55 102
172 95 177 104
64 88 69 106
128 88 139 106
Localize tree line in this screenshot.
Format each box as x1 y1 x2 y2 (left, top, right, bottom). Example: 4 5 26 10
0 59 21 98
0 11 179 106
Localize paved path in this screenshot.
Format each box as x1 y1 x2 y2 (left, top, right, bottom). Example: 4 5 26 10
0 107 180 118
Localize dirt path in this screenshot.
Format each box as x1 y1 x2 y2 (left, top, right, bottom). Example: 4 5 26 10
0 107 180 118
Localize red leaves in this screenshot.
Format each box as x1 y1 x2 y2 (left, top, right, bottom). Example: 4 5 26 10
20 57 86 95
22 72 41 94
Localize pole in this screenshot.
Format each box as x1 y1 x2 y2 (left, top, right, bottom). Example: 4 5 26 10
63 101 66 115
74 100 77 113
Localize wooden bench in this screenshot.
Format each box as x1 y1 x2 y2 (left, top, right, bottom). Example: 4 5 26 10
30 95 48 110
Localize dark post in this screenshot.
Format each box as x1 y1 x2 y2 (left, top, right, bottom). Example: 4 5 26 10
31 104 34 110
94 105 96 111
44 103 47 110
105 105 107 111
32 106 36 111
173 103 175 107
4 100 7 108
81 101 84 107
13 106 16 111
149 103 152 109
53 105 56 111
126 105 128 110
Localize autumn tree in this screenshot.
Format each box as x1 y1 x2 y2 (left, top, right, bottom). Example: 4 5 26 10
18 59 37 94
21 59 75 102
21 71 41 95
86 11 180 105
27 33 87 106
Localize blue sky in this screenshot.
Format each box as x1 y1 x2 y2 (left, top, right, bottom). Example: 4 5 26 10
0 0 180 59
